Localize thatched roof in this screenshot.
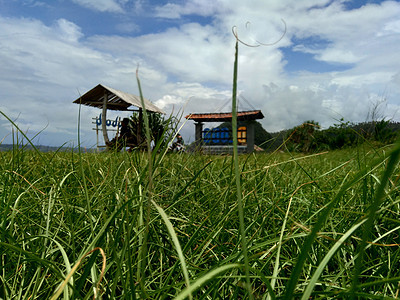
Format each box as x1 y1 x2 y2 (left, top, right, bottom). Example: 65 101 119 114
73 84 165 114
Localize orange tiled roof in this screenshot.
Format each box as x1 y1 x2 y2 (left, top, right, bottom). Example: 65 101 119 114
185 110 264 122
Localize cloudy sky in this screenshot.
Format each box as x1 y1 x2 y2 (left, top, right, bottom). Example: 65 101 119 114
1 0 400 147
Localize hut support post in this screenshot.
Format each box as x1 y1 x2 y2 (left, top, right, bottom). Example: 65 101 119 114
102 91 110 150
195 122 203 150
137 108 143 146
246 121 255 153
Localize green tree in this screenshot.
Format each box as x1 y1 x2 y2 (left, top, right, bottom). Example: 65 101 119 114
286 120 321 152
129 112 178 148
320 119 359 150
373 119 396 143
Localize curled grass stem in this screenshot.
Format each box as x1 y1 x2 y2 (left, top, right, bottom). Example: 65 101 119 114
51 247 106 300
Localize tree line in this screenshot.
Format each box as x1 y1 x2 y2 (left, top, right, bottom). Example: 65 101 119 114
264 119 400 152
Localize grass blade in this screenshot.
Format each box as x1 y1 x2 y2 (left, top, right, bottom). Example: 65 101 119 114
151 200 192 299
283 145 399 299
174 264 240 300
350 141 400 298
231 37 253 299
301 219 367 299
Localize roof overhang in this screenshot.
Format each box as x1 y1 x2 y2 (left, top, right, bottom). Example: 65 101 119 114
185 110 264 122
73 84 165 114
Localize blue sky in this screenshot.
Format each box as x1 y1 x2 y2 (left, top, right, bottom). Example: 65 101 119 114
1 0 400 147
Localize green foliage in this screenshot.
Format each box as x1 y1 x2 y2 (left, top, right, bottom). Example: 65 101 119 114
214 118 397 153
129 111 178 147
319 119 359 150
373 119 397 143
284 119 398 153
285 120 321 152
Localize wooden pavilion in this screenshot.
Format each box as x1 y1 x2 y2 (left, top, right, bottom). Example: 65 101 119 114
185 110 264 154
73 84 164 150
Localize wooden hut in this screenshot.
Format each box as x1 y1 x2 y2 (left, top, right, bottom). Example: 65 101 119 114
185 110 264 154
73 84 164 150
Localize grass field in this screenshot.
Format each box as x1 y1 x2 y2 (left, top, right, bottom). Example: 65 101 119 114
1 141 400 299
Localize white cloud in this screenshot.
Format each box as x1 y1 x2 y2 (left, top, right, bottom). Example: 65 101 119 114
154 0 225 19
1 0 400 146
55 19 84 42
0 16 139 146
87 22 235 85
316 48 362 64
154 3 181 19
115 22 139 33
29 1 48 8
71 0 124 13
381 19 400 34
257 81 372 132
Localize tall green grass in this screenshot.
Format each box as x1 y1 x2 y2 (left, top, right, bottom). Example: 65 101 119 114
1 130 400 299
